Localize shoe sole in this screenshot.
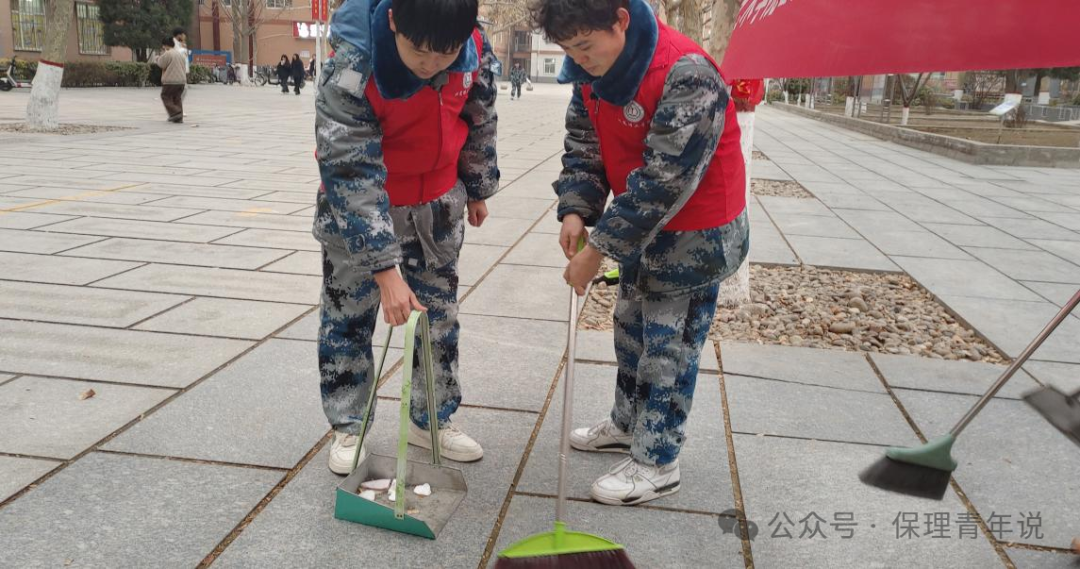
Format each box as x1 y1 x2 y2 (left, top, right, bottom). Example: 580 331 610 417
570 439 631 454
407 429 483 463
591 482 681 506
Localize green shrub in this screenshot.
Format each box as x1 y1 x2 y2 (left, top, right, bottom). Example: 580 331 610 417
0 57 38 79
3 59 152 87
187 64 212 85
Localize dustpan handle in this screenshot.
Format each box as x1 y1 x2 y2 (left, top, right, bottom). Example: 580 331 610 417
352 325 395 471
393 310 440 520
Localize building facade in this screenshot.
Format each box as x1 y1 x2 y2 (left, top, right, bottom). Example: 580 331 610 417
488 25 565 84
2 0 132 62
197 0 325 68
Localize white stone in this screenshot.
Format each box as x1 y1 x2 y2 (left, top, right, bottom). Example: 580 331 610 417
413 483 432 497
360 478 392 491
358 490 376 501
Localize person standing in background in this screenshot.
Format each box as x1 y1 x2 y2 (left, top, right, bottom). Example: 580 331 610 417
509 62 526 100
157 38 187 123
277 54 292 93
291 53 306 95
172 27 190 114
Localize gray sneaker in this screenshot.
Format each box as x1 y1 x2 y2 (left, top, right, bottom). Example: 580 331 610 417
328 431 367 475
570 418 632 454
591 458 681 506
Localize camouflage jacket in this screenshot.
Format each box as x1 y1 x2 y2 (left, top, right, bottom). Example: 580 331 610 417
314 0 499 273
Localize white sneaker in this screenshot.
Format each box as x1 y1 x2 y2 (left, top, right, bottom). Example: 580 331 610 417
408 421 483 462
328 431 368 475
591 458 681 506
570 418 632 454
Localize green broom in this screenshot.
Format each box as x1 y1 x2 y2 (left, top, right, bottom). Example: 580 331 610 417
860 288 1080 499
495 284 635 568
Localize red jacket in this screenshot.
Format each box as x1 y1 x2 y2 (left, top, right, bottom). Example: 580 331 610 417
580 23 745 232
365 30 482 207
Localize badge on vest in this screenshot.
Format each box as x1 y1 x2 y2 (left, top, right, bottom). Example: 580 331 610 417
623 101 645 124
463 73 473 90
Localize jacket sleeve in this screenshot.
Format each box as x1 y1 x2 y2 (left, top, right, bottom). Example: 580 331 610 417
315 46 401 272
458 28 500 202
554 83 610 226
588 54 727 264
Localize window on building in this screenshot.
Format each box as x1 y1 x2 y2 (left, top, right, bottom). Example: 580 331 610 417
76 3 109 55
544 58 556 75
266 0 291 8
513 30 530 52
11 0 46 52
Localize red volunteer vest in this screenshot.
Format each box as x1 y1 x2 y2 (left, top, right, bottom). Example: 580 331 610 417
581 22 745 231
366 30 482 207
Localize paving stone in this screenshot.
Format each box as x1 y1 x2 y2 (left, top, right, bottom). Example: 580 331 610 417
260 251 321 275
749 221 800 265
0 228 105 254
936 296 1080 363
750 160 792 181
463 216 530 246
964 247 1080 284
1022 360 1080 393
92 172 242 187
938 198 1032 219
1030 239 1080 268
0 319 251 388
1007 549 1078 568
458 243 507 286
37 217 244 242
60 237 291 270
501 231 568 268
0 175 136 190
133 183 272 200
725 375 917 445
860 229 973 260
252 190 316 204
870 353 1038 399
485 195 555 220
923 223 1040 251
104 340 326 467
530 210 562 235
993 218 1080 242
1037 212 1080 232
0 455 60 502
0 452 281 568
0 376 174 459
147 195 311 214
94 264 320 304
1021 281 1080 308
771 213 862 239
891 257 1043 301
0 211 76 229
3 186 169 205
786 235 900 272
834 209 925 233
176 210 314 232
896 390 1080 548
576 329 719 371
518 363 731 512
134 298 310 339
0 251 141 286
31 201 206 222
213 406 535 569
461 264 568 322
0 281 187 327
733 434 1003 568
757 195 834 217
721 342 883 392
214 227 321 251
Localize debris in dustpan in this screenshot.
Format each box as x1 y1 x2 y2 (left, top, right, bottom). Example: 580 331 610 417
359 490 377 501
361 478 392 492
79 389 96 400
388 480 397 502
408 508 420 515
414 483 432 497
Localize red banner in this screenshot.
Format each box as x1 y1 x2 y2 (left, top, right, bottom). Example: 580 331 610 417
312 0 327 21
720 0 1080 79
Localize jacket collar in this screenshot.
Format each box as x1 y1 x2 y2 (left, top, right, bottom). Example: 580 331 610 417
556 0 658 106
371 0 479 100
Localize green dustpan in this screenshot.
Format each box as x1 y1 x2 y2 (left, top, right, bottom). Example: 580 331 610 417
334 311 467 539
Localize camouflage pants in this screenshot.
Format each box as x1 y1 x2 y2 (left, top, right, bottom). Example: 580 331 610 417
318 184 466 434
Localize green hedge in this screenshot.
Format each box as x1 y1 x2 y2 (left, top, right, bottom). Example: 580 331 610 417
2 59 209 87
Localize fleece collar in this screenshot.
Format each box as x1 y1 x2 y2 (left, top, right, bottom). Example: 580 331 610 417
371 0 479 100
556 0 658 106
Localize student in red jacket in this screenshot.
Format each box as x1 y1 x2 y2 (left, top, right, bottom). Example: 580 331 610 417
532 0 749 506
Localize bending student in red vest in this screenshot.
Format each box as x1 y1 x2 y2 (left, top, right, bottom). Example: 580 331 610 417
532 0 749 506
315 0 499 473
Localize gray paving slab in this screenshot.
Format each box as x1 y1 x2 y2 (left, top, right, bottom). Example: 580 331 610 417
461 264 569 322
861 229 973 260
518 364 731 512
0 455 60 502
0 376 174 459
938 198 1033 219
134 298 310 339
486 195 555 221
576 329 719 371
725 375 918 445
870 353 1037 399
1031 239 1080 267
748 219 800 265
252 190 316 204
146 195 311 215
0 251 141 286
0 452 281 568
891 256 1044 301
36 216 244 242
213 227 321 251
1007 549 1079 569
530 210 561 235
260 251 321 275
213 406 536 569
501 231 569 268
937 295 1080 363
458 243 507 286
60 237 291 269
733 435 1004 569
3 186 169 205
964 247 1080 284
1037 212 1080 232
896 390 1080 548
176 209 314 232
0 280 187 327
32 201 206 222
771 213 862 239
1022 281 1080 308
0 211 76 229
495 176 560 200
1022 360 1080 393
0 175 138 190
923 223 1040 251
127 182 272 200
756 195 834 217
0 319 251 387
462 216 530 246
104 339 326 468
0 228 105 254
993 218 1080 242
750 160 792 181
94 263 321 304
494 495 744 568
721 342 884 392
834 209 925 233
814 193 891 211
786 235 900 272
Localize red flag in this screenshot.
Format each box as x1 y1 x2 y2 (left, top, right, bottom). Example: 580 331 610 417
720 0 1080 79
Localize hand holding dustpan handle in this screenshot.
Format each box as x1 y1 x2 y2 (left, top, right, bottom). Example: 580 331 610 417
394 310 441 520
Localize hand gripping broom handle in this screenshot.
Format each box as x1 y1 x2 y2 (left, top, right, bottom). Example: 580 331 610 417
950 288 1080 437
557 283 590 523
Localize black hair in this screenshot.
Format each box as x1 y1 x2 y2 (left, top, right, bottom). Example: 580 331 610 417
162 37 175 47
528 0 628 43
391 0 478 54
280 54 289 62
172 27 186 38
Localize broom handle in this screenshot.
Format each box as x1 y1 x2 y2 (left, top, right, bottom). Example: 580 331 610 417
951 288 1080 437
556 284 588 523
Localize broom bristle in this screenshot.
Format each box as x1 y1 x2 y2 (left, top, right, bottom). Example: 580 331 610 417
859 455 952 500
493 549 636 569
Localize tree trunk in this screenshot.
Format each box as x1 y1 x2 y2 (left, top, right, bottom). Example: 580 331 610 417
27 0 75 129
1031 70 1046 99
707 0 739 64
676 0 703 44
900 106 910 126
